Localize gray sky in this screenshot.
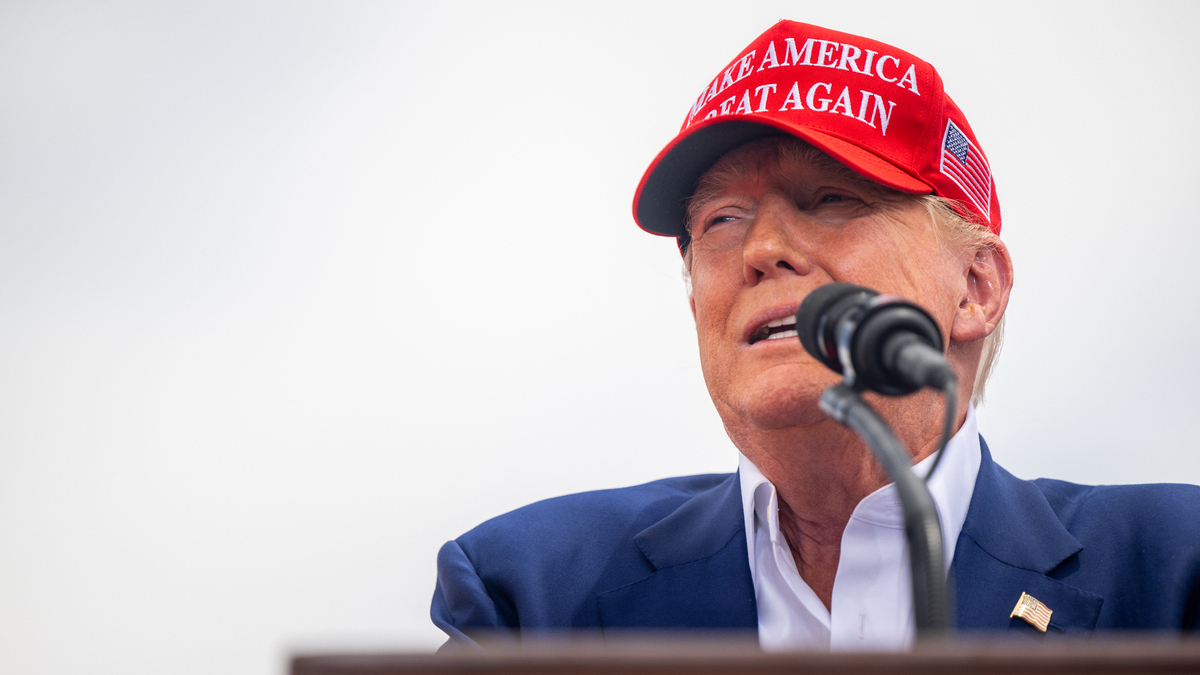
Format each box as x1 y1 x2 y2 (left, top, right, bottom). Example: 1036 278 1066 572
2 2 1198 674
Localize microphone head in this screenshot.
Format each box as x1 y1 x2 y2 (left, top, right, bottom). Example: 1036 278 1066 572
795 283 877 374
852 299 944 395
796 282 945 395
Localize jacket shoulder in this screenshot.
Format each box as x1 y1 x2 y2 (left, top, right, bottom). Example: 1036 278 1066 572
457 473 733 557
1031 477 1200 629
443 473 738 630
959 447 1200 631
1033 477 1200 540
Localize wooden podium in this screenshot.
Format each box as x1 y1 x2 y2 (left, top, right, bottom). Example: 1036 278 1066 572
292 635 1200 675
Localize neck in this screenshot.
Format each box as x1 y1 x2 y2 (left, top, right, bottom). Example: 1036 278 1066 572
735 388 966 609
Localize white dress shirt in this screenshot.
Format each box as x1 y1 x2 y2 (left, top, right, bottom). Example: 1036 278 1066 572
738 405 982 651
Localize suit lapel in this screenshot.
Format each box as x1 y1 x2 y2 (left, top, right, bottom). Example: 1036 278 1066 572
596 440 1107 636
596 473 758 631
953 439 1104 637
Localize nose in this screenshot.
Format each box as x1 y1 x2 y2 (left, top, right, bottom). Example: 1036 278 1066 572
742 195 813 285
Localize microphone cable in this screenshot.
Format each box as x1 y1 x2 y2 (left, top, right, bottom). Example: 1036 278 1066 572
923 377 956 484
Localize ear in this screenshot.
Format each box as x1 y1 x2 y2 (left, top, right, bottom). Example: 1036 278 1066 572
689 294 697 321
950 240 1013 344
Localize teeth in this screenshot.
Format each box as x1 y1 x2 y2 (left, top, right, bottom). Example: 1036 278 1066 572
750 314 800 344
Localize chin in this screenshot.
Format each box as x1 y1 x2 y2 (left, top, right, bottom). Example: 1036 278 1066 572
730 364 835 431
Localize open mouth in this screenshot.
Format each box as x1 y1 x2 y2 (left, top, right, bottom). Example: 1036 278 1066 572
749 315 799 345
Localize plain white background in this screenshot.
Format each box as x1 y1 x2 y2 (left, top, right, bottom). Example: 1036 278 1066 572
2 2 1198 673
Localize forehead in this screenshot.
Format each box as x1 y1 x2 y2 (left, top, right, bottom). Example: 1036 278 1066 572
686 137 899 223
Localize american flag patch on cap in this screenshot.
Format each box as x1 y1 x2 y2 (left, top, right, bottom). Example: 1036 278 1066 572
1010 592 1053 632
940 120 992 221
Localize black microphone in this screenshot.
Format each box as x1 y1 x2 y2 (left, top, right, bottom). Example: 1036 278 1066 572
796 283 954 396
798 283 959 632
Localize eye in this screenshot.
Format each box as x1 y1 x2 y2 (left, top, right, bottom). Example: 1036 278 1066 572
689 197 754 239
698 209 745 236
812 189 864 207
801 189 868 226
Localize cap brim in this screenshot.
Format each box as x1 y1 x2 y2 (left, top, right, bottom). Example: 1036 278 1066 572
633 115 934 238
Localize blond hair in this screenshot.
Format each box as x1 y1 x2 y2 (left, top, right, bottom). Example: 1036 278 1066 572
917 194 1005 406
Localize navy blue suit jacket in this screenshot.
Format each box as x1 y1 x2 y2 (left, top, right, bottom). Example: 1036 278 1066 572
432 441 1200 643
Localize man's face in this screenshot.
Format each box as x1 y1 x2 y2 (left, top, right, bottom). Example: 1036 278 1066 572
687 138 966 436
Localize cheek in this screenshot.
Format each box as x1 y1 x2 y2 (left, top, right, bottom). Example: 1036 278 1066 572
808 235 899 284
689 266 738 361
822 226 941 288
690 287 726 346
887 251 965 338
689 260 732 319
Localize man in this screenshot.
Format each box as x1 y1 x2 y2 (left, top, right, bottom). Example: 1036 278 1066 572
431 20 1200 649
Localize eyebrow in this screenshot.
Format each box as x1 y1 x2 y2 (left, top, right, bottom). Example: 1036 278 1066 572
683 140 908 234
685 192 731 235
685 163 753 232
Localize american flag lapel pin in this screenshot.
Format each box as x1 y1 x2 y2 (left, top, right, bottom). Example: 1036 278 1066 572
1010 592 1053 632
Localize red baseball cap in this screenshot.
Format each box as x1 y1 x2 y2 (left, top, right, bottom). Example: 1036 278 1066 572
632 20 1000 248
